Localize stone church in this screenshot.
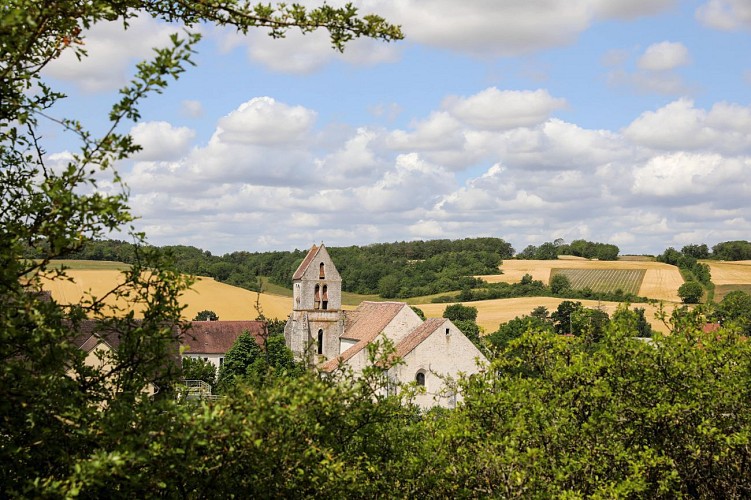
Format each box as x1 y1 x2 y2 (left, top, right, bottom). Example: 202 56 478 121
284 244 487 408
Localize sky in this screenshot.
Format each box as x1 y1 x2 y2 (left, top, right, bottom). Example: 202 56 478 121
40 0 751 256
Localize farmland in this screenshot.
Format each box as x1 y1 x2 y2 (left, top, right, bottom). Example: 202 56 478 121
705 260 751 300
549 268 646 295
417 297 677 335
479 259 684 302
41 259 685 335
41 267 295 321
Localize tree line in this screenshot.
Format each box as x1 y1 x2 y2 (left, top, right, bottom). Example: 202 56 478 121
53 237 514 298
517 238 621 260
659 241 751 262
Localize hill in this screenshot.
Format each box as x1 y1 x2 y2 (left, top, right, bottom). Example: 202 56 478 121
478 259 684 302
42 261 677 335
41 263 294 321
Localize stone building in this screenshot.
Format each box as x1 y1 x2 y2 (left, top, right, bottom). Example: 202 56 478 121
284 244 487 407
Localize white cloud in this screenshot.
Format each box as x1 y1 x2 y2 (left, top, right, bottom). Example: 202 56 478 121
637 41 690 71
443 88 566 130
181 100 204 118
215 24 400 74
387 112 465 151
631 152 748 197
215 97 316 145
592 0 676 19
43 15 183 92
130 122 195 161
368 0 594 56
696 0 751 31
116 88 751 255
624 99 751 153
606 42 693 96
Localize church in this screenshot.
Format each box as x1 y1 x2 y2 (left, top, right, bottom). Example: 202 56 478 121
284 244 487 408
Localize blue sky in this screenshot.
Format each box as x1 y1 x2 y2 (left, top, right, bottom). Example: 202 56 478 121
41 0 751 255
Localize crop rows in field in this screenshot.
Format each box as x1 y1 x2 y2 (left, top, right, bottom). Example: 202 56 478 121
714 284 751 301
550 268 646 295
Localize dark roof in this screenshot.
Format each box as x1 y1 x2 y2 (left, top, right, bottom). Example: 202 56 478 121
292 244 320 280
181 321 265 355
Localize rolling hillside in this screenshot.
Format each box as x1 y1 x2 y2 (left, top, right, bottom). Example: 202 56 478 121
478 259 684 302
40 260 681 336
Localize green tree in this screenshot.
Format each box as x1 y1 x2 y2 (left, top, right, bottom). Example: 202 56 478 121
182 357 217 387
550 273 572 294
717 290 751 334
551 300 584 334
217 331 263 389
681 243 709 259
193 309 219 321
0 1 401 495
678 281 704 304
410 306 426 321
443 303 478 323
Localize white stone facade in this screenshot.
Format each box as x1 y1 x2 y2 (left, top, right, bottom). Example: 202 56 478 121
284 243 488 408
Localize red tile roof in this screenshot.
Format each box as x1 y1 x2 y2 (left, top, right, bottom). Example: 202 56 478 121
292 244 319 280
181 321 266 354
342 301 407 341
393 318 447 359
321 301 407 372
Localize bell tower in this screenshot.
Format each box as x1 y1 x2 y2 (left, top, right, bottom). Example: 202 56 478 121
284 244 343 363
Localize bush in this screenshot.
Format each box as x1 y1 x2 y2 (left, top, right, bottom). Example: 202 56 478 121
678 281 704 304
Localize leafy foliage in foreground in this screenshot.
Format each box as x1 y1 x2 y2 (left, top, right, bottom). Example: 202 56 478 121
14 308 751 497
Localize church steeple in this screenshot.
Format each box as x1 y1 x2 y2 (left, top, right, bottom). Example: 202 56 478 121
285 244 343 363
291 244 341 312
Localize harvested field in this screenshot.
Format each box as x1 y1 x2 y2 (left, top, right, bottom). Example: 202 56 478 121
550 268 645 295
714 284 751 301
704 260 751 285
618 255 655 262
479 260 683 302
416 297 677 335
41 267 294 321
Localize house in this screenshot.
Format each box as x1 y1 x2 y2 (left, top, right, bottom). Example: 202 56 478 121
181 320 266 371
73 319 265 386
285 244 487 408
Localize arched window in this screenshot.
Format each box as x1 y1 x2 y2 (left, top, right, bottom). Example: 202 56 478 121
314 284 320 309
317 329 324 355
415 371 426 386
322 285 328 310
319 262 325 279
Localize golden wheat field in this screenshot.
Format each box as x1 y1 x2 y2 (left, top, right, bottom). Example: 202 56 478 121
41 268 293 321
704 260 751 285
41 260 683 335
477 259 684 302
416 297 677 335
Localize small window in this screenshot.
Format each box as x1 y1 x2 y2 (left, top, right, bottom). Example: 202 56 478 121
219 357 224 366
445 328 450 335
317 329 324 355
322 285 328 310
319 262 325 279
314 284 320 309
415 371 425 386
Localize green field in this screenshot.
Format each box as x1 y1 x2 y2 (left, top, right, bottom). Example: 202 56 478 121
550 268 646 295
714 284 751 301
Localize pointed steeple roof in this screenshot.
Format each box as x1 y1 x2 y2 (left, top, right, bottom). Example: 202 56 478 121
292 244 320 280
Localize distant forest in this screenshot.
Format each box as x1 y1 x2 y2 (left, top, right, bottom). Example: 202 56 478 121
48 238 751 299
56 237 515 299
